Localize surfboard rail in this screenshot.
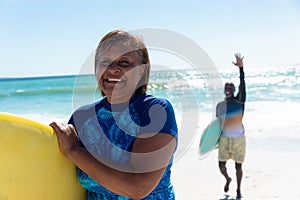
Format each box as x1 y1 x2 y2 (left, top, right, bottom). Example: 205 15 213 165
198 118 222 159
0 112 54 134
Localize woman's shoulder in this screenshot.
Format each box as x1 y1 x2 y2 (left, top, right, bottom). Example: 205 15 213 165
72 98 106 116
69 99 106 126
138 94 172 106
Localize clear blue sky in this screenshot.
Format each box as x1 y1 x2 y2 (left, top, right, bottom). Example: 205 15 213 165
1 0 300 77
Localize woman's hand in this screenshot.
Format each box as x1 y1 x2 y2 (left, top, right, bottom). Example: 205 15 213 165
232 53 244 68
49 122 79 157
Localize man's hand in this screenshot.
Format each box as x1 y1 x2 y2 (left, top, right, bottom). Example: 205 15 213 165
232 53 244 68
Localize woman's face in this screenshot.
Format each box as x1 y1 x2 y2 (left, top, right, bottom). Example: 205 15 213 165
95 43 145 104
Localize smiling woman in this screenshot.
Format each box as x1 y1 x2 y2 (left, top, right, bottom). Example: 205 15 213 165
50 30 178 200
95 30 150 102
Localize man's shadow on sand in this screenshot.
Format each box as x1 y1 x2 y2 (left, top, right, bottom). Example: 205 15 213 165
219 194 241 200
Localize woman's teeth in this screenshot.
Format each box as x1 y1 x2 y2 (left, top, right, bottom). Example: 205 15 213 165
108 78 121 82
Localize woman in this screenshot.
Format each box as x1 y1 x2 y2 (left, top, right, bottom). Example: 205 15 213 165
50 30 178 200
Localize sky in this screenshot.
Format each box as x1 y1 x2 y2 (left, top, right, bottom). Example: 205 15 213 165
0 0 300 77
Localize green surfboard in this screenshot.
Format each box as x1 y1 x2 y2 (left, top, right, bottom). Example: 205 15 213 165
198 119 222 158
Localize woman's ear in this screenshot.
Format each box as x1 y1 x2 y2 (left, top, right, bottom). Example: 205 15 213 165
139 64 146 76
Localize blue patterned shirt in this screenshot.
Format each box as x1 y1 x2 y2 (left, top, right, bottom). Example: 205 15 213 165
69 94 178 199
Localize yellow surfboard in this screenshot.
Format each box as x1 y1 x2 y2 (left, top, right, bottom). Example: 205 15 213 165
0 112 86 200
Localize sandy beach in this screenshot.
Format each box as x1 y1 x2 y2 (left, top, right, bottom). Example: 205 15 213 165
172 139 300 200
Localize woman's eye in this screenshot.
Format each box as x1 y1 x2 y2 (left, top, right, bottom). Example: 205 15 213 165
99 61 111 67
118 60 131 67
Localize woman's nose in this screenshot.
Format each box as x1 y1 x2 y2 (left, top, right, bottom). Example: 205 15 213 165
107 62 121 72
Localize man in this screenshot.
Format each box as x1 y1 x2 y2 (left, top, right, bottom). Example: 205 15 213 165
216 53 246 199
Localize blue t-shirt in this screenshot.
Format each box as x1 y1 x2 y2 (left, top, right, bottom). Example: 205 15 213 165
69 94 178 200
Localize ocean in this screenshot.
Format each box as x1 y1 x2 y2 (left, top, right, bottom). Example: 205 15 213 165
1 65 300 153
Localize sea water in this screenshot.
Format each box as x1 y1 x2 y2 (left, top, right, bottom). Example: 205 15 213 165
1 66 300 152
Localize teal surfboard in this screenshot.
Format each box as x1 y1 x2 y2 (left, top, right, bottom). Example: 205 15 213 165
198 118 222 158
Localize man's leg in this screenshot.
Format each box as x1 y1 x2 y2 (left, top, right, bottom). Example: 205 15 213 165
235 162 243 198
218 161 232 192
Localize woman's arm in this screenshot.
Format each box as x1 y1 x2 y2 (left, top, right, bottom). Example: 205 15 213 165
50 122 176 199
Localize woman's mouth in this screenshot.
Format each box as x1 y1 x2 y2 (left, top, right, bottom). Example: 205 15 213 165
107 78 122 83
103 77 126 90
